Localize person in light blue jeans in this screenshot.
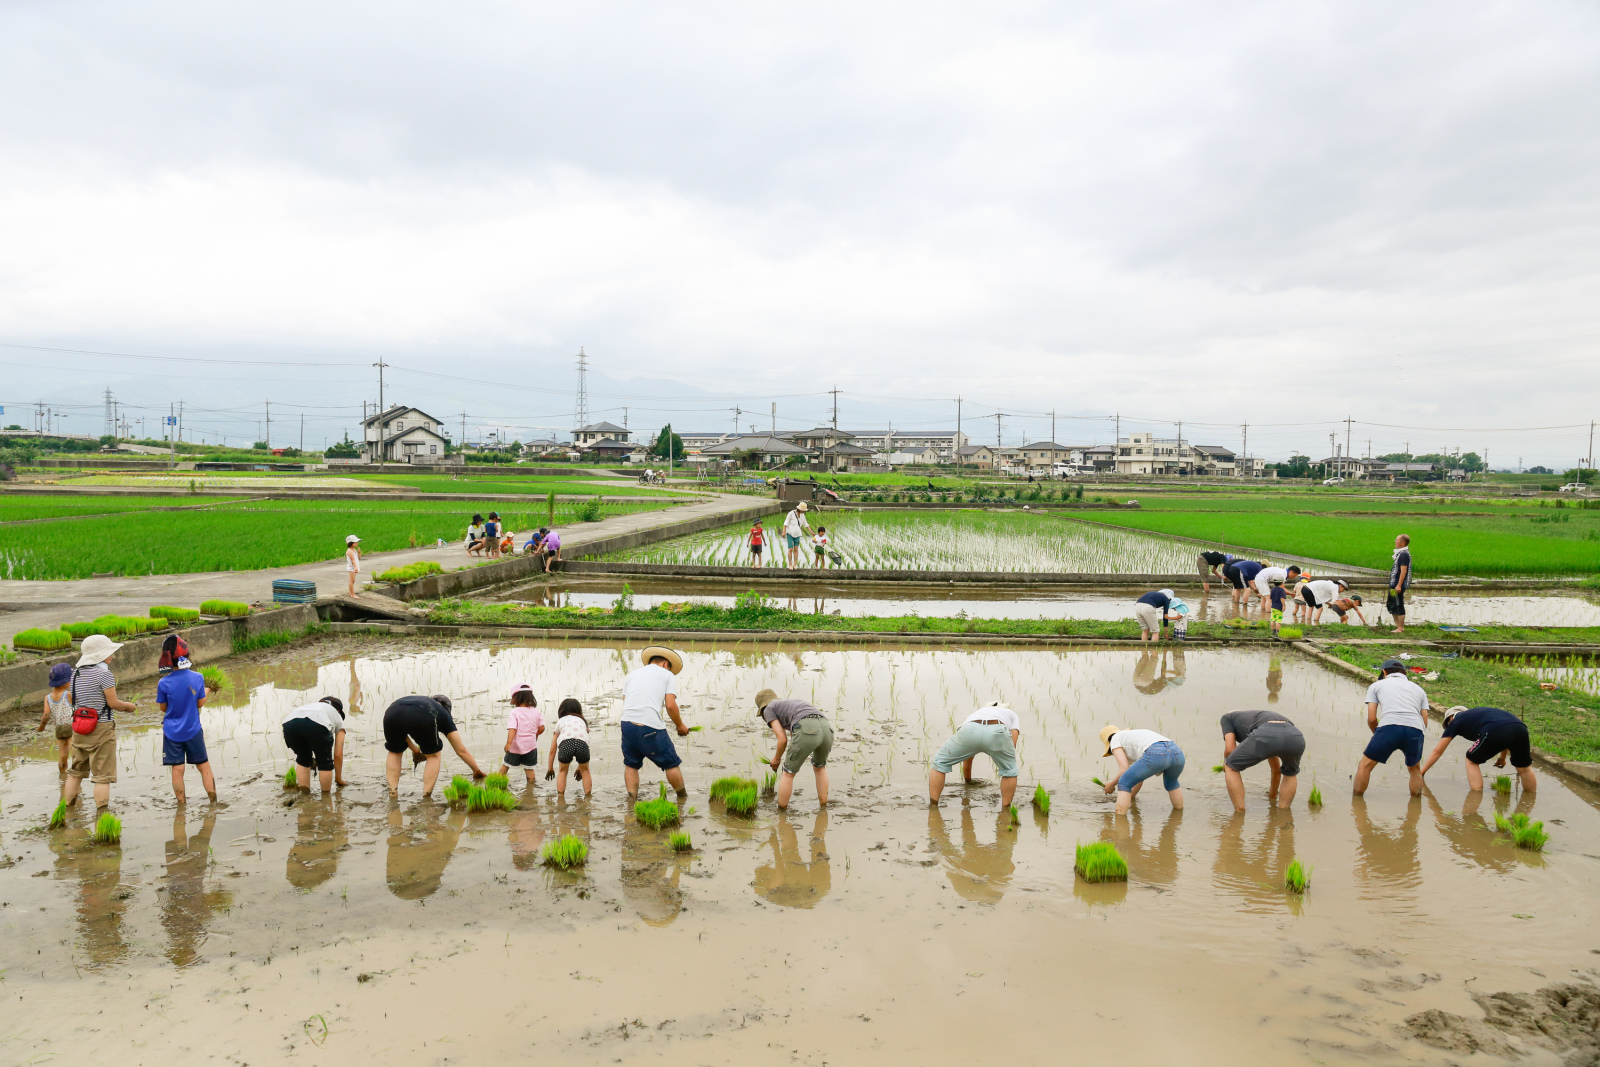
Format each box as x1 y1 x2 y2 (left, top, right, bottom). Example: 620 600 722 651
929 703 1022 809
1098 725 1185 815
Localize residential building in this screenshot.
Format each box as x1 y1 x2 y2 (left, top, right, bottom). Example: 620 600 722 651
887 446 941 465
1369 462 1441 481
678 430 736 452
1114 432 1198 475
362 405 451 464
1015 441 1076 472
1080 445 1116 471
696 435 813 467
573 421 630 447
847 429 966 461
580 438 635 462
956 444 995 468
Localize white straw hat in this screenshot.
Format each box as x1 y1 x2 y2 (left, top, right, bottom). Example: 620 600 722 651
77 633 123 666
346 534 361 544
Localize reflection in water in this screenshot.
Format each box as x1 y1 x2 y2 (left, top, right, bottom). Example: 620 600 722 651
1132 650 1186 695
754 812 831 908
50 808 131 968
508 800 547 872
287 797 348 889
620 817 687 926
163 808 229 967
1425 789 1544 871
1266 655 1283 705
1117 807 1184 887
927 806 1015 904
385 802 466 900
1352 796 1423 902
1212 811 1297 911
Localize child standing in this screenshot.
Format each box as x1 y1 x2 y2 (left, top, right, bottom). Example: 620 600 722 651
748 520 765 568
501 685 545 784
545 697 592 797
1269 580 1289 637
345 534 362 597
35 662 73 771
156 651 215 803
811 526 829 569
484 512 502 558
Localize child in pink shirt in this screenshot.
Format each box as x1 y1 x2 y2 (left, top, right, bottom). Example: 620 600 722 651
501 685 545 784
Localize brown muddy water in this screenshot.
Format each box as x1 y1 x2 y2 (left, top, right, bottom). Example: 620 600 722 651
2 636 1597 1065
503 575 1600 627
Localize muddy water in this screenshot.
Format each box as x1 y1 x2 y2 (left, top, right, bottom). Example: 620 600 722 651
1 637 1596 1065
505 575 1600 626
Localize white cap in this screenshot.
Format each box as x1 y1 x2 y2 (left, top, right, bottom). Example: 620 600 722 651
346 534 361 544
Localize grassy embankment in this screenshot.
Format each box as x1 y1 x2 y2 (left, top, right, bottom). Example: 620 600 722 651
0 498 677 579
1319 642 1600 764
362 474 689 497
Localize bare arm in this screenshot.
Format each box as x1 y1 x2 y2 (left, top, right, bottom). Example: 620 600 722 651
1366 701 1380 734
505 727 518 752
1393 564 1408 591
1418 736 1452 776
334 729 346 782
664 693 687 736
768 720 787 770
103 685 137 712
1222 732 1238 758
446 731 486 777
37 699 51 730
1104 749 1132 794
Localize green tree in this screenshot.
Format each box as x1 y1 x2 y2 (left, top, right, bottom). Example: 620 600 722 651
1564 468 1597 485
325 434 361 458
649 425 685 461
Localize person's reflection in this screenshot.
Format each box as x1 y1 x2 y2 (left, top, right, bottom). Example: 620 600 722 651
619 815 685 927
163 807 224 967
1424 788 1513 872
1167 649 1187 689
51 813 130 968
1266 655 1283 704
754 811 831 908
508 801 547 872
1212 810 1297 908
287 796 348 889
385 801 466 900
1117 806 1183 888
1352 795 1423 899
1133 650 1181 695
926 805 1015 904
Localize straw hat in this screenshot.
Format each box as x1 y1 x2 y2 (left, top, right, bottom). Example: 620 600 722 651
77 633 122 667
754 688 778 711
1098 724 1123 757
641 645 683 674
795 501 808 512
1442 705 1468 725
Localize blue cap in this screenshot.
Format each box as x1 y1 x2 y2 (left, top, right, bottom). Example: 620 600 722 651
48 662 71 686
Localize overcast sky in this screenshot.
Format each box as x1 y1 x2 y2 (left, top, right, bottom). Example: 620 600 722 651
1 0 1597 463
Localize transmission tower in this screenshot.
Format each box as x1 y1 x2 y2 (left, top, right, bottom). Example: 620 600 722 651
575 348 590 430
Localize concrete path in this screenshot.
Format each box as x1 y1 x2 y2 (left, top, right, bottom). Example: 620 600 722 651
0 491 765 649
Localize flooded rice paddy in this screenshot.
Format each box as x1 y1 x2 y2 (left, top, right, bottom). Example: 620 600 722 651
604 510 1206 572
507 575 1600 627
2 636 1597 1064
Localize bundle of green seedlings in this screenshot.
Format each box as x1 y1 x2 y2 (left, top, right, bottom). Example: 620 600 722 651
1074 841 1128 882
441 774 474 803
1212 764 1225 773
635 782 682 828
466 784 519 812
540 834 588 869
374 560 444 584
93 812 122 844
1032 783 1050 815
48 800 68 829
761 772 777 796
199 665 231 691
199 599 252 617
283 767 298 788
669 831 693 852
149 605 201 623
723 783 758 817
709 775 757 800
1494 811 1549 851
484 772 510 791
1308 783 1323 807
1278 626 1305 640
1284 858 1312 894
12 627 72 652
1008 803 1020 827
1494 775 1513 795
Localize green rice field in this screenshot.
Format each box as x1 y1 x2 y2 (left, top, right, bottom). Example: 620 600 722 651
0 498 678 579
0 495 248 522
363 474 689 497
603 509 1197 572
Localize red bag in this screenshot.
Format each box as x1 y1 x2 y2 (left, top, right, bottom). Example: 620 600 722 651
69 669 101 735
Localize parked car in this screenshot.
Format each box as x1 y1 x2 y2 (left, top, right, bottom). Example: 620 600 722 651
1322 477 1345 485
1558 483 1589 492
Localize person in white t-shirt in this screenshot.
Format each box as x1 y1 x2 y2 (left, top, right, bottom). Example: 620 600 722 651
1253 565 1301 602
282 696 348 795
928 702 1022 809
1098 724 1186 814
545 697 593 797
1301 579 1350 624
1354 658 1429 796
619 645 690 800
782 503 812 568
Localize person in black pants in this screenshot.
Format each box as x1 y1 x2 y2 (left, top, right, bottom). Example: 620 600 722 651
383 694 488 797
282 696 348 795
1419 706 1536 793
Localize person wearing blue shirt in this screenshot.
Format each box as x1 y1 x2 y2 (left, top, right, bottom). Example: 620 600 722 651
1229 559 1266 606
1419 706 1536 793
156 657 216 803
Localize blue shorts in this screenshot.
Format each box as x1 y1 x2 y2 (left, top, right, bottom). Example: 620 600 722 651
786 534 802 548
620 721 682 771
1116 740 1185 793
1363 724 1423 767
162 733 209 766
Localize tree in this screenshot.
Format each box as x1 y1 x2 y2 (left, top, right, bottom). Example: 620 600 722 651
325 434 361 458
1459 452 1484 472
1564 468 1597 485
649 425 685 461
1269 455 1313 479
99 435 116 447
252 440 270 450
4 424 20 431
730 447 762 469
1529 466 1552 475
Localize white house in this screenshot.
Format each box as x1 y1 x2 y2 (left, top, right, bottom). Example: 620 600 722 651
362 405 452 464
573 421 630 447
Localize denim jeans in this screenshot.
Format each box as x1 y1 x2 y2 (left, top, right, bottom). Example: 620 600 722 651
1116 740 1185 793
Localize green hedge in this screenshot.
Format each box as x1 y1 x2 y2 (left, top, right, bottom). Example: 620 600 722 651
12 628 72 652
374 560 444 584
149 605 201 622
200 600 252 617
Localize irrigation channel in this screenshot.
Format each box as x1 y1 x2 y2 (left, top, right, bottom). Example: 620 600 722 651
2 635 1596 1064
497 575 1600 627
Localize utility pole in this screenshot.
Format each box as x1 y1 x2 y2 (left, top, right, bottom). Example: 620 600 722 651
574 348 589 429
169 404 176 462
994 413 1003 449
732 405 742 435
955 396 962 460
1241 422 1248 478
103 387 114 438
178 400 183 445
374 358 388 459
1176 420 1182 475
1050 409 1056 445
1329 432 1336 478
770 402 775 435
1589 420 1595 468
264 399 271 449
829 388 840 431
300 414 304 452
1344 416 1354 478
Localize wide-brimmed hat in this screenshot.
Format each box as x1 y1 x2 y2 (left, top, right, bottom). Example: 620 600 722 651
755 688 778 711
795 502 808 512
77 633 122 666
346 534 361 544
1099 724 1123 757
641 645 683 674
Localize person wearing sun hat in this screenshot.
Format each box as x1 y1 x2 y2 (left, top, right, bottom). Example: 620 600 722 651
619 645 690 800
1419 705 1536 794
345 534 362 598
754 688 833 809
781 502 812 569
1098 723 1185 815
61 633 139 812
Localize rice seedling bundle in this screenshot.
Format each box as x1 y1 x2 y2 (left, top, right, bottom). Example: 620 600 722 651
199 665 231 691
1074 841 1128 882
761 772 777 795
48 800 68 829
1212 764 1225 773
669 831 692 852
93 812 122 844
723 785 758 817
374 560 444 584
540 834 588 869
1091 776 1106 787
466 785 519 812
12 627 71 652
484 772 510 791
635 782 682 828
709 776 756 800
1031 783 1050 815
149 606 201 622
1307 784 1323 807
200 600 252 617
1493 775 1513 795
283 767 298 788
1495 811 1549 851
1278 626 1304 639
1285 858 1311 893
1008 803 1020 827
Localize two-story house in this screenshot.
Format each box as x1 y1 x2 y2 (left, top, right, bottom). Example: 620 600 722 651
362 405 451 464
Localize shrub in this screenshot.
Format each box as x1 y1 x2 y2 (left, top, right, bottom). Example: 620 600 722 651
200 600 252 617
1075 841 1127 882
541 834 588 868
635 782 682 828
1032 783 1050 815
577 498 604 522
13 628 71 652
93 812 122 844
1285 858 1312 893
199 665 231 691
669 831 692 852
374 560 444 584
724 785 758 816
710 776 756 800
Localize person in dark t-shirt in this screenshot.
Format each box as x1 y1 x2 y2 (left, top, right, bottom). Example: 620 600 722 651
1219 710 1305 811
1388 534 1412 633
1419 706 1535 793
382 694 488 797
1198 550 1236 593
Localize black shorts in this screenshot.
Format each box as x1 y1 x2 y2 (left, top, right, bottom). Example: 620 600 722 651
503 748 540 767
1222 565 1244 590
1301 586 1319 608
1466 722 1532 768
750 544 763 555
383 700 443 755
1224 722 1305 778
283 717 336 771
1386 591 1406 615
558 739 591 766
